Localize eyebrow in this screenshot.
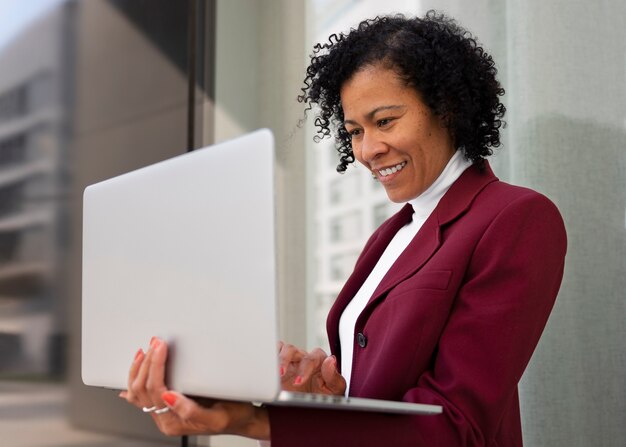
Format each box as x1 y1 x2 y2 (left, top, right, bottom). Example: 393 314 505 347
343 105 407 126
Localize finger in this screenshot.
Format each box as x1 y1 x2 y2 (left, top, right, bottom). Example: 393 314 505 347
293 348 327 385
278 344 305 377
126 348 145 403
161 391 195 421
160 391 229 434
146 338 169 398
278 343 305 364
149 390 190 436
320 355 346 395
129 348 145 379
130 339 157 404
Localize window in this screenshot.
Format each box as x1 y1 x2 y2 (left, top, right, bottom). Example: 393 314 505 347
0 85 28 121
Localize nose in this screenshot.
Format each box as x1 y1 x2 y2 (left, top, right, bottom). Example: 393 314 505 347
359 131 389 164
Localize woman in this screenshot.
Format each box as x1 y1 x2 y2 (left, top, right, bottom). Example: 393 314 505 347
122 12 567 446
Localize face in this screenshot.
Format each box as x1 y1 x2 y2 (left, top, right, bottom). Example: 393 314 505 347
340 64 456 203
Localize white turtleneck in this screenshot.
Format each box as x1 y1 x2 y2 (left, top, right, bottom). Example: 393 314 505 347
338 150 472 395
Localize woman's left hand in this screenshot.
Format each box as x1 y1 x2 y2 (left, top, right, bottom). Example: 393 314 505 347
278 342 346 396
120 338 270 440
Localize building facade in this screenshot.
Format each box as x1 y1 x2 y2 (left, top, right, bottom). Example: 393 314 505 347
0 4 70 378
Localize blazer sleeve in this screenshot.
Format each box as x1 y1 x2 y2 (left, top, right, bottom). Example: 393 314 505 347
267 192 567 447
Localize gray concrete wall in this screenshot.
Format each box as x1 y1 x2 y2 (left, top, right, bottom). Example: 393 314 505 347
66 0 308 445
197 0 308 445
212 0 308 349
66 0 188 442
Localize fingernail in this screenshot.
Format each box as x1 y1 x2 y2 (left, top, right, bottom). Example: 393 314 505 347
162 391 177 406
279 366 285 377
294 376 302 385
150 336 157 348
134 348 144 361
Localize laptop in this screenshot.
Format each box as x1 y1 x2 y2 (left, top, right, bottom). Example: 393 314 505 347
82 128 442 416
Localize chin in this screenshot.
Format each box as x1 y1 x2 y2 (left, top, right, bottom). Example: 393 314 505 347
385 192 411 203
384 186 424 203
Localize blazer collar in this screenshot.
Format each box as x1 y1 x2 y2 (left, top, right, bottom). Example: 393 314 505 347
436 161 499 226
369 161 498 300
327 162 498 354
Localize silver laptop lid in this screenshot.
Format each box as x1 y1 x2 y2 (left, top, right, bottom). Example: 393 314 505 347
82 129 280 402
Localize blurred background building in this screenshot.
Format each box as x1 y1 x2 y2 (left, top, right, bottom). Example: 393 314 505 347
0 1 624 446
0 1 70 379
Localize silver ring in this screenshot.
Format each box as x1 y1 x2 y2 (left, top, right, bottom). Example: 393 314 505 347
154 406 170 414
142 406 158 413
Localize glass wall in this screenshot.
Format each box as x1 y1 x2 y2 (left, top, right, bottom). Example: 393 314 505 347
1 0 623 445
0 0 214 444
305 1 626 446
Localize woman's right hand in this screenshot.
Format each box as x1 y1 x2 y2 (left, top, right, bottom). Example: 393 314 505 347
278 342 346 396
120 338 270 440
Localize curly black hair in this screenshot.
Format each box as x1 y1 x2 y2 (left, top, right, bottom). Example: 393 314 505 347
299 11 506 173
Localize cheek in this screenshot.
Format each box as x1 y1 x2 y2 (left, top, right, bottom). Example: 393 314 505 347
351 143 365 164
404 145 426 169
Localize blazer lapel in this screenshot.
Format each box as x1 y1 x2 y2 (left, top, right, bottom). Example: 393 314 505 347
364 162 499 310
327 162 499 355
367 214 442 304
327 203 413 355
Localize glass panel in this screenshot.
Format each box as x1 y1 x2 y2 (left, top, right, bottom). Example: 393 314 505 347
0 0 215 444
306 2 626 446
329 251 359 282
329 173 360 205
306 2 422 352
328 210 362 244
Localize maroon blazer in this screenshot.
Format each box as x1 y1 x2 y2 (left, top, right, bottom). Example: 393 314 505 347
269 163 567 446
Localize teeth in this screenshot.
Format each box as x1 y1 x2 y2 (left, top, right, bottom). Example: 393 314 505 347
378 162 406 177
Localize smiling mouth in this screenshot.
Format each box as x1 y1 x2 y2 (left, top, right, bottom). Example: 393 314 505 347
378 162 407 177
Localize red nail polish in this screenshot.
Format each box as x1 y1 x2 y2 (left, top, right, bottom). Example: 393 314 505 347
294 376 302 385
134 348 144 361
162 391 177 406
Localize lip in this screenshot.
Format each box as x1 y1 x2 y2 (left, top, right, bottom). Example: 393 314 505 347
377 169 400 184
374 161 407 183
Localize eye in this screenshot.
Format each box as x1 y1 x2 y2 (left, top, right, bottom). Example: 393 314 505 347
377 118 393 128
347 128 362 138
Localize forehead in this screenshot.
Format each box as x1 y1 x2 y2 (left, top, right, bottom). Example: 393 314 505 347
340 65 422 117
341 65 404 96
